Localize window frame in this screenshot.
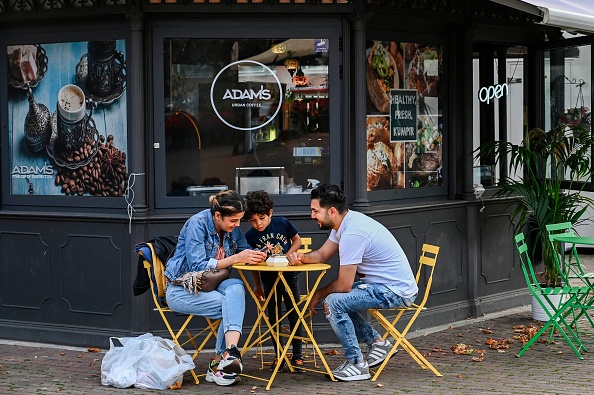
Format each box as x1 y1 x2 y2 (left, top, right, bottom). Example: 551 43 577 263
151 19 343 210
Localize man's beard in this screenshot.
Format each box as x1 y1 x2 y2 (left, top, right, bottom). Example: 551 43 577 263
317 219 333 230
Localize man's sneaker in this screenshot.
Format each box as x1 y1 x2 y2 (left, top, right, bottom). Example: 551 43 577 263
332 360 371 381
218 345 243 374
205 360 241 386
269 357 286 372
365 340 396 368
291 356 304 373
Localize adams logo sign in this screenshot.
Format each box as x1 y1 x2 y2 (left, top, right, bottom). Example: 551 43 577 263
210 60 283 131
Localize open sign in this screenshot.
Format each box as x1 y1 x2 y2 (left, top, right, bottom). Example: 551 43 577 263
478 83 509 104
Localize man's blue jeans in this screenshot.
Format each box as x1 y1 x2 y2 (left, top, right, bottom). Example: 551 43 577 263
323 281 416 364
166 278 245 355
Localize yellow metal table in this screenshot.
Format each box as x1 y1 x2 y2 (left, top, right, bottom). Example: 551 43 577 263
233 262 336 389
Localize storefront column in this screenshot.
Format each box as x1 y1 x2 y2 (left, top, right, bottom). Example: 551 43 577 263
125 11 147 210
351 8 370 207
461 27 475 200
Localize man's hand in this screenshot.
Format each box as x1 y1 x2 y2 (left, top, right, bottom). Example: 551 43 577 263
286 251 303 266
308 290 322 314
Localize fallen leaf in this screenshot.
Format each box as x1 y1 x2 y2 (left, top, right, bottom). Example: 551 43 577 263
497 349 506 353
77 355 83 358
471 356 484 362
376 383 384 387
87 347 101 353
424 332 429 336
252 387 258 390
457 374 463 378
88 361 93 366
432 347 443 352
325 349 340 355
59 352 65 356
457 333 463 337
448 326 452 330
480 328 492 334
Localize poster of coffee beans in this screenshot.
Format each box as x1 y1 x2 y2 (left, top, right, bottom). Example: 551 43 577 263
7 39 128 196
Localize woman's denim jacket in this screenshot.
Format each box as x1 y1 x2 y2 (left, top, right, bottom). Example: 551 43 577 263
164 208 250 281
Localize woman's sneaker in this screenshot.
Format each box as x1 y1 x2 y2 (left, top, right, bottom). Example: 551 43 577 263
205 360 240 386
365 340 395 368
332 360 371 381
218 345 243 374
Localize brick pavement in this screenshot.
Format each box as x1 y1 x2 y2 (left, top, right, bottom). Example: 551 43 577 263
1 305 593 395
2 253 594 395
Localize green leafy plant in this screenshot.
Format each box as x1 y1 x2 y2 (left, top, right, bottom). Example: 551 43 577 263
475 106 594 286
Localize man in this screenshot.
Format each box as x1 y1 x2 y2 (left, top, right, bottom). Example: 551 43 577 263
286 184 418 381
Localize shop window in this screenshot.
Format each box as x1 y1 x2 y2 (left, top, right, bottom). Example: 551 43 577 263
544 43 592 184
161 38 330 198
472 45 525 187
365 40 443 191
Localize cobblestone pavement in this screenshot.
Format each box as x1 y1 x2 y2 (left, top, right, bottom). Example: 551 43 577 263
2 254 594 395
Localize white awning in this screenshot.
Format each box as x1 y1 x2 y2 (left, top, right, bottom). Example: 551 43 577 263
490 0 594 34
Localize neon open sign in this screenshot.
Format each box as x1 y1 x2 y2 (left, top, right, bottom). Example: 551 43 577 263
478 83 509 104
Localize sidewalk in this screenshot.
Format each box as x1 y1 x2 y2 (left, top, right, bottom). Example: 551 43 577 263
2 254 594 394
1 304 592 395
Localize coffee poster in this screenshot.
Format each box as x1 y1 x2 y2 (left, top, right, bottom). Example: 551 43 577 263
7 39 128 196
365 40 443 190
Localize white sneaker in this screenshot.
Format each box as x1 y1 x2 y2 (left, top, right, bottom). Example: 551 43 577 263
332 360 371 381
365 340 395 368
217 345 243 374
205 361 241 386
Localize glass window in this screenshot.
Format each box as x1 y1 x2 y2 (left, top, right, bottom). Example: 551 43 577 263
365 40 443 190
162 38 330 197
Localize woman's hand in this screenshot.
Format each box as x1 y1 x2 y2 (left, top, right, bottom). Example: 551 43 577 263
237 249 267 265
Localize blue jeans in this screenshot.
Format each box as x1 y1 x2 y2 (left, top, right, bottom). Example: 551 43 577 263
323 281 416 364
165 277 245 355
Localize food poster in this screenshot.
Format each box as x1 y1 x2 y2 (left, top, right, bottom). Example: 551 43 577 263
366 40 443 190
7 40 128 196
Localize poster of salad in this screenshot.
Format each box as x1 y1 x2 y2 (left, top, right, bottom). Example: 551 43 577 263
365 40 443 190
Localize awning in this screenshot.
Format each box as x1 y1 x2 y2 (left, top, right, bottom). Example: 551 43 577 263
490 0 594 34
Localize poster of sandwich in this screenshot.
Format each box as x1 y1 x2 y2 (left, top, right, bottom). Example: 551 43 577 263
366 40 443 190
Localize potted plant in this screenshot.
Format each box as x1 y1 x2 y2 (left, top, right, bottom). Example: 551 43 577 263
474 106 594 289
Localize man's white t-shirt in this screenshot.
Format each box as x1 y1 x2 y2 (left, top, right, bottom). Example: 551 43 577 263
329 210 418 298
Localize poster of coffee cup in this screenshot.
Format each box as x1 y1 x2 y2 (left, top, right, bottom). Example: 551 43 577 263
7 39 128 197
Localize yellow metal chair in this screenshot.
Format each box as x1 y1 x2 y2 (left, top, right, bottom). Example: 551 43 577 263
137 242 220 384
368 243 442 380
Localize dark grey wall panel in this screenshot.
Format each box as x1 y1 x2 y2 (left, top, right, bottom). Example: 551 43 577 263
0 232 50 309
60 235 123 315
480 213 516 284
426 220 463 295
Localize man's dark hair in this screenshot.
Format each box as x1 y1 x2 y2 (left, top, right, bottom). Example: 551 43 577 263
311 184 347 214
244 190 274 218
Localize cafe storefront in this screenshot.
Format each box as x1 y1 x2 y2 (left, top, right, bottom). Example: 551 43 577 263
0 0 592 347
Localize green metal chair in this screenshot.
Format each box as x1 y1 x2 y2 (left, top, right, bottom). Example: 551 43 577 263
546 222 594 329
514 232 588 359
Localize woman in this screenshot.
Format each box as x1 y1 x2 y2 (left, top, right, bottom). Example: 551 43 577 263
165 190 267 386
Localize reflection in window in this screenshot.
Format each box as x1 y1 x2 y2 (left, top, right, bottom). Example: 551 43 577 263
163 38 330 196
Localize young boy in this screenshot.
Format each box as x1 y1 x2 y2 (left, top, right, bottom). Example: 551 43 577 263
244 190 304 372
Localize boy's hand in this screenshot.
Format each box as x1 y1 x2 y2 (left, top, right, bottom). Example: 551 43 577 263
286 251 303 265
253 285 265 302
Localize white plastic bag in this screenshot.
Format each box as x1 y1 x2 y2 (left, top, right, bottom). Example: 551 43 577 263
101 333 195 389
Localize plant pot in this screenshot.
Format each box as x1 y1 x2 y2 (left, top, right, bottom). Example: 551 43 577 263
531 293 567 322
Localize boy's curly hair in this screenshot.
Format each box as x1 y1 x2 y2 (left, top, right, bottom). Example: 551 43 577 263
244 190 274 218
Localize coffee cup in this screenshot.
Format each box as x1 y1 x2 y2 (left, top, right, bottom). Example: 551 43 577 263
57 84 89 152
